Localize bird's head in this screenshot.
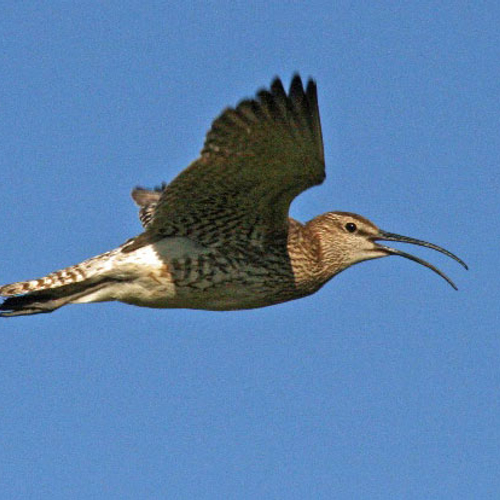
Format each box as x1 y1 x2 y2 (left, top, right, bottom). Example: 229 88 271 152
308 212 467 289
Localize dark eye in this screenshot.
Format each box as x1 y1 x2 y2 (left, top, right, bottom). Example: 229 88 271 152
345 222 357 233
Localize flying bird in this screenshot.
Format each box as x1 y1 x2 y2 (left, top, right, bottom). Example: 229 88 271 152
0 75 467 317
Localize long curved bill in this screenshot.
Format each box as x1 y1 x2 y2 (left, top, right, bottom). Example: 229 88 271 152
376 230 468 290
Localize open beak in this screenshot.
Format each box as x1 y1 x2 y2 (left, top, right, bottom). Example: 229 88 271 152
375 230 468 290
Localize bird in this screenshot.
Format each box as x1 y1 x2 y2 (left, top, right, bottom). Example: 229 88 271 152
0 75 467 317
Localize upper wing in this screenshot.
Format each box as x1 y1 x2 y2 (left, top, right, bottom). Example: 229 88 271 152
146 75 325 246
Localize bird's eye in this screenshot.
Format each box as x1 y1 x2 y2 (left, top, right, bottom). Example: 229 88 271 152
345 222 357 233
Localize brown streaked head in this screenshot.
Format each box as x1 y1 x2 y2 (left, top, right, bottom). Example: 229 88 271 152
310 212 468 289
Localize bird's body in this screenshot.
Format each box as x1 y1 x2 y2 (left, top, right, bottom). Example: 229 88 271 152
0 76 466 317
82 220 321 311
0 218 329 312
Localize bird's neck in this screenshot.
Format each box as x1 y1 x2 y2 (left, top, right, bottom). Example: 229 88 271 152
287 219 335 292
289 218 349 290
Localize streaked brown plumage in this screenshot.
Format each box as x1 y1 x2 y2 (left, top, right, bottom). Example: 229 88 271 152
0 75 467 317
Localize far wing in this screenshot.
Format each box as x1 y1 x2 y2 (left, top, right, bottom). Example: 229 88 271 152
131 185 165 228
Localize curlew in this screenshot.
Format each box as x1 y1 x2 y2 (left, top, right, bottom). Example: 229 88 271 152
0 75 467 317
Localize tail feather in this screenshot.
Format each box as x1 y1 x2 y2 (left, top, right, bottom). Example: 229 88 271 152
0 247 122 298
0 247 123 317
0 279 115 317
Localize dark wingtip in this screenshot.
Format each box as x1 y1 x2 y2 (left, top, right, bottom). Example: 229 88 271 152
305 78 318 101
289 74 305 99
131 185 165 207
131 187 146 203
288 73 316 95
270 77 286 98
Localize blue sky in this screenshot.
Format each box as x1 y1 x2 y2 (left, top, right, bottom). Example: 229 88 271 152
0 2 498 498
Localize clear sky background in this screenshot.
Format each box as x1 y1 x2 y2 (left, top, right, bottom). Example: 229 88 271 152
0 2 498 499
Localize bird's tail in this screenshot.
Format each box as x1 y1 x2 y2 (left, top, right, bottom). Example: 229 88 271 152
0 248 122 317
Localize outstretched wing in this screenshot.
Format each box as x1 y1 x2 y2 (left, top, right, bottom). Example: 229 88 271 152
146 75 325 246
